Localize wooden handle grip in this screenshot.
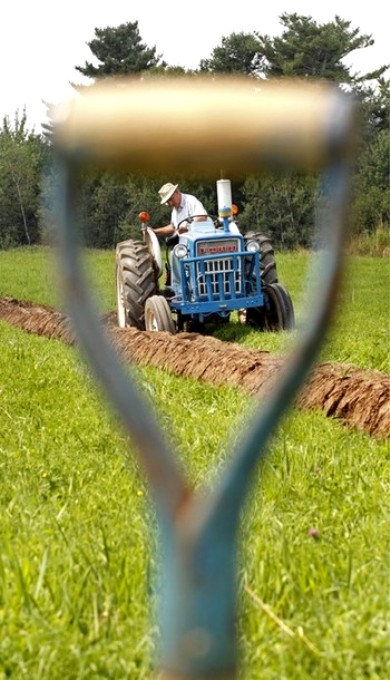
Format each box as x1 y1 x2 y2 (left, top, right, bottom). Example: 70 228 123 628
53 76 355 177
155 670 236 679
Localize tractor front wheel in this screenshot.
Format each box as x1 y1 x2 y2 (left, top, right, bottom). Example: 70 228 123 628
246 282 294 331
276 283 295 330
145 295 176 333
262 282 295 331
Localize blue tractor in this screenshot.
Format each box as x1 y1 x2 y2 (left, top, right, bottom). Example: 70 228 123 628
115 180 294 334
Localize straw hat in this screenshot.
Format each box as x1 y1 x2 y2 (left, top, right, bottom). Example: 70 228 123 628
158 182 178 204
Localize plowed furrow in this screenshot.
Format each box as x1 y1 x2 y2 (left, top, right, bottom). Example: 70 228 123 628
1 297 388 439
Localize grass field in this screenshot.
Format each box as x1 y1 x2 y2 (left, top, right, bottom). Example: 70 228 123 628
0 246 389 679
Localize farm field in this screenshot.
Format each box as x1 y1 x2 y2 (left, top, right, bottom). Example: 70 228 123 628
0 245 388 372
0 246 389 679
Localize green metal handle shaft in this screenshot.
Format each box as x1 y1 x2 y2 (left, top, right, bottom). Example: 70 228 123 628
52 76 357 678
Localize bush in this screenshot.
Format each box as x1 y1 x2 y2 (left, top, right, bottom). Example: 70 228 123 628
345 228 390 256
0 224 19 250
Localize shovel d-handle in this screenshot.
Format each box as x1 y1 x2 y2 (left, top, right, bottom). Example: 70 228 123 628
52 77 357 679
53 77 356 177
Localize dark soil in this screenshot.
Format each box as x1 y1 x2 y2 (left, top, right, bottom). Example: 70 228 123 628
1 296 389 439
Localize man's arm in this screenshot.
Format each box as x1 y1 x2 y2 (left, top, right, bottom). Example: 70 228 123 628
153 221 200 237
153 223 176 237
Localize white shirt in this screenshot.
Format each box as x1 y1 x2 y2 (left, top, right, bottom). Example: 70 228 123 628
171 193 207 227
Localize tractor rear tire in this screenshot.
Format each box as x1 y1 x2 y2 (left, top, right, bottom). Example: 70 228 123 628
244 232 278 285
116 240 158 329
145 295 176 333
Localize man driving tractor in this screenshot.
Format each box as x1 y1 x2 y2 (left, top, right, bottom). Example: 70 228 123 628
153 182 208 237
152 182 209 290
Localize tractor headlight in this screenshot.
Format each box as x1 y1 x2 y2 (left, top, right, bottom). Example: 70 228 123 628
246 240 260 253
173 243 188 259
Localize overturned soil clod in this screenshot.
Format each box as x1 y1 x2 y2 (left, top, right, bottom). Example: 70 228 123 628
1 296 389 439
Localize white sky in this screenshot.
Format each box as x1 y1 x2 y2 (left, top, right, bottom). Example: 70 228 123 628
1 0 389 133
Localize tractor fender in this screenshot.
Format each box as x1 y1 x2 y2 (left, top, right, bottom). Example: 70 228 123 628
229 221 240 235
144 226 163 277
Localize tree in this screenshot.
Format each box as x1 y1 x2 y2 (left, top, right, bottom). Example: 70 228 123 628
0 111 45 247
351 129 390 232
87 172 130 247
199 32 264 76
256 13 387 85
197 15 389 243
239 171 317 248
354 77 390 144
75 21 165 78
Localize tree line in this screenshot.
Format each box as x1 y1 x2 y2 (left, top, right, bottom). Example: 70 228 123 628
0 13 388 250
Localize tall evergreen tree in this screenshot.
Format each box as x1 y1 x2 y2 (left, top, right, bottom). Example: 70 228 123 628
199 14 388 86
256 13 387 85
75 21 164 78
199 32 264 75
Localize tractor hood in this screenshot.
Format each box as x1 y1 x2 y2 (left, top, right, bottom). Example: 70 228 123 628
181 219 240 245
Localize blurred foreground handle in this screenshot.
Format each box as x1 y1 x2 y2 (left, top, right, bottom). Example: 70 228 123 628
53 76 356 177
52 76 357 679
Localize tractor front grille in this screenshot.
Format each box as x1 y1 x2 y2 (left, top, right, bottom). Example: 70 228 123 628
194 238 243 299
196 256 243 297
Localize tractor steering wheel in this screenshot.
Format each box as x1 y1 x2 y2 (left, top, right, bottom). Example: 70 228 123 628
166 215 215 246
176 214 214 230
